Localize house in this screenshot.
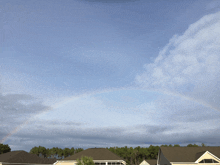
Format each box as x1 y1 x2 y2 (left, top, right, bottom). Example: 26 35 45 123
0 150 57 165
54 148 126 165
140 160 157 165
157 147 220 165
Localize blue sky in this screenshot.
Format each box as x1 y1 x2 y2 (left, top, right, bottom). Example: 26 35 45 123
1 0 220 152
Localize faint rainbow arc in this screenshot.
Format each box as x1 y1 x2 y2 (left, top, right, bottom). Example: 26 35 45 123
0 87 128 144
1 87 219 144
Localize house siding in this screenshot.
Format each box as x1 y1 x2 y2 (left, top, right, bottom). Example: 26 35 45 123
54 161 77 165
158 151 171 165
55 160 125 165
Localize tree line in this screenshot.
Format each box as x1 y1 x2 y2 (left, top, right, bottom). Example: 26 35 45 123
0 143 212 165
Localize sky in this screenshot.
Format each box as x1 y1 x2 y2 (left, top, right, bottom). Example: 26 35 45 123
1 0 220 152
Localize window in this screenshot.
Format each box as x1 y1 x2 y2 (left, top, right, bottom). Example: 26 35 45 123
206 159 213 163
213 160 219 163
199 159 219 163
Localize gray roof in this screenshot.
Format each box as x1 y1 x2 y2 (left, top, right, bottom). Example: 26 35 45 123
160 147 220 162
146 159 157 165
63 148 124 161
0 151 56 164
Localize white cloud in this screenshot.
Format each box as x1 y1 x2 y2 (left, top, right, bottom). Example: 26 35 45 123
136 11 220 111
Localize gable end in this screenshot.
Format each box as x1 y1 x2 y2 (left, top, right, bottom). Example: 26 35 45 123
195 151 220 163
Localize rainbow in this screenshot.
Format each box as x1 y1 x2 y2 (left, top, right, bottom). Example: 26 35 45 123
1 87 219 144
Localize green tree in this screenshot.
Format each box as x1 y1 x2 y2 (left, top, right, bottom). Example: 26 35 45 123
0 144 11 154
128 147 134 165
121 146 130 165
140 147 149 160
63 148 71 158
160 145 168 147
148 145 159 159
134 146 142 165
57 148 64 159
187 144 199 147
46 148 51 158
30 146 40 156
76 156 95 165
70 147 75 155
50 147 59 158
131 149 138 165
38 146 47 158
173 144 180 147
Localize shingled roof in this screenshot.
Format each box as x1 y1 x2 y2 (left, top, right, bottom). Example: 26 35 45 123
146 159 157 165
0 150 56 164
63 148 124 160
160 147 220 162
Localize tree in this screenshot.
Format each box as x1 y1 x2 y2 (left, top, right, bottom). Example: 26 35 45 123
148 145 159 159
63 148 71 158
46 148 51 158
30 146 40 156
131 149 138 165
201 143 206 147
121 146 128 160
134 146 142 165
0 144 11 154
50 147 59 158
187 144 199 147
121 146 130 165
76 156 95 165
139 147 149 161
173 144 180 147
160 145 168 147
70 147 75 155
128 147 134 165
38 146 47 158
57 148 64 159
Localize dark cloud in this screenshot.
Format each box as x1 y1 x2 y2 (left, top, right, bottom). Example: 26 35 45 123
0 93 47 114
135 124 176 134
0 93 51 143
8 122 220 152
